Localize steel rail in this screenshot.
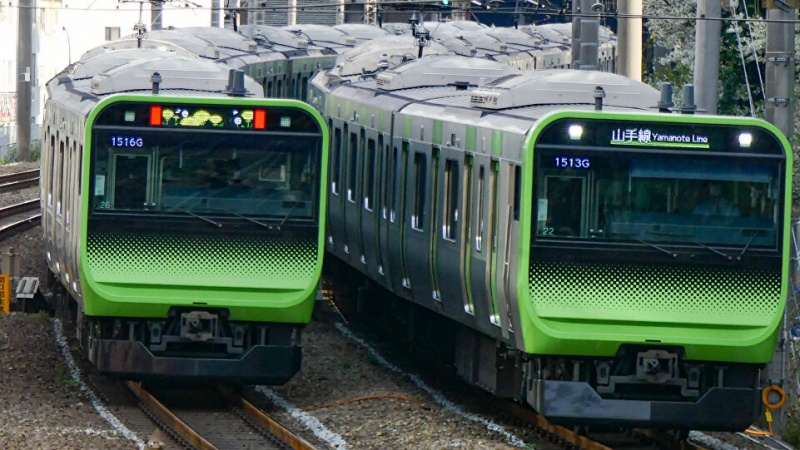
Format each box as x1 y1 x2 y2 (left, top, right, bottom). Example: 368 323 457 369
0 199 39 219
0 213 41 241
0 178 40 194
0 169 39 184
217 385 317 450
126 381 217 450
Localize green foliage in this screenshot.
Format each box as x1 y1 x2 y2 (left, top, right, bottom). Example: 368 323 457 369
54 364 80 386
784 418 800 448
0 140 41 164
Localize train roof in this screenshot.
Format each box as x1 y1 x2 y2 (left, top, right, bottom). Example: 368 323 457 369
78 39 201 62
71 47 201 80
47 54 263 115
375 56 519 91
482 27 544 50
128 30 221 59
333 24 391 43
284 24 357 47
325 58 661 137
238 24 310 50
176 27 259 53
331 35 451 77
468 69 659 110
433 29 509 54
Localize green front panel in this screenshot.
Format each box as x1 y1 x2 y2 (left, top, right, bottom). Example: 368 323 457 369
83 232 320 321
515 110 792 364
526 261 783 361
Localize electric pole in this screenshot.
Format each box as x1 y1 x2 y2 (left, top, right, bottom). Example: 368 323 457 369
571 0 581 69
764 1 796 140
617 0 642 81
15 0 32 162
693 0 722 114
212 0 221 26
151 0 164 30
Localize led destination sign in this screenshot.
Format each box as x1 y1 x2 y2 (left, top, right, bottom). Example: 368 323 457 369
610 128 710 148
93 101 322 134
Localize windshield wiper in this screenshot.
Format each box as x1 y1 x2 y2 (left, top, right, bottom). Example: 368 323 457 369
213 208 282 232
636 239 677 258
169 206 223 228
735 231 759 261
277 201 302 230
691 241 734 261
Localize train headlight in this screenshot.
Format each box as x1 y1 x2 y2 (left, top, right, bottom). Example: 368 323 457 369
280 116 292 128
738 132 752 148
568 124 583 140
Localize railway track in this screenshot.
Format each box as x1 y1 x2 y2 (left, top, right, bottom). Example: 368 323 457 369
0 169 39 194
0 199 41 240
126 381 316 450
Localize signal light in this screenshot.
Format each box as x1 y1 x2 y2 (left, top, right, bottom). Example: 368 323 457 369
150 105 162 126
254 109 266 129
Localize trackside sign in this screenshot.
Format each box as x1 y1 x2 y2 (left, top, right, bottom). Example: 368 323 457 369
0 274 8 313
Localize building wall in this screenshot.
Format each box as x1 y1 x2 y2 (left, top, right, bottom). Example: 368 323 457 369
2 0 216 156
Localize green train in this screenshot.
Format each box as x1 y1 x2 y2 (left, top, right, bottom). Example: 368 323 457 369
311 56 791 430
41 47 328 383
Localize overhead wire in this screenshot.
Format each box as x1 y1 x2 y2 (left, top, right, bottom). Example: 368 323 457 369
741 0 766 101
729 4 755 116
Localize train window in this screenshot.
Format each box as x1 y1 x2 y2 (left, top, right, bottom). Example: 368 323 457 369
48 135 55 207
443 159 459 241
57 140 64 216
512 165 521 221
331 126 341 195
78 145 83 195
347 132 357 203
411 152 427 230
476 165 485 252
113 155 150 209
533 148 781 249
364 138 376 211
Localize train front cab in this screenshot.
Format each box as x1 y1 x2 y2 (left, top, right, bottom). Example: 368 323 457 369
77 95 327 384
517 111 791 430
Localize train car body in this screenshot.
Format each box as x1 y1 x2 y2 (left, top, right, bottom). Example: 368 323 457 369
41 46 328 384
311 55 791 430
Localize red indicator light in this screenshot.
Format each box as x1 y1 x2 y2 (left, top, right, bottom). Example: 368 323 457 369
254 109 266 129
150 106 162 126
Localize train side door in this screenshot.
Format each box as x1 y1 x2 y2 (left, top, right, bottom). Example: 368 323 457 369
403 143 435 305
385 141 409 296
468 158 502 337
359 130 381 278
376 136 394 288
433 149 468 318
326 121 348 259
342 128 364 269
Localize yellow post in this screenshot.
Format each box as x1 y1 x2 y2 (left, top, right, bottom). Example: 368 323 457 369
0 274 9 313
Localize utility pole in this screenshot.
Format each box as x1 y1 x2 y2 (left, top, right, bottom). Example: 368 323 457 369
764 2 796 436
571 0 582 69
15 0 32 162
764 1 796 140
151 0 164 30
579 0 600 70
212 0 221 26
617 0 642 81
693 0 721 114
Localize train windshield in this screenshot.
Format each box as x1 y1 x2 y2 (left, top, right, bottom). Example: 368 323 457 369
533 150 782 249
90 129 320 221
